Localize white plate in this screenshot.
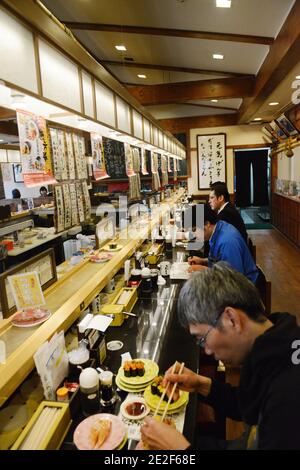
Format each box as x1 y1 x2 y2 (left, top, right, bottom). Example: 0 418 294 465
120 397 150 421
11 308 51 328
107 340 123 351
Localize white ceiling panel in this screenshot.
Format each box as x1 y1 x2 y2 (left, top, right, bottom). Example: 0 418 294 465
42 0 295 38
106 65 224 85
145 104 235 120
74 31 269 75
188 98 243 109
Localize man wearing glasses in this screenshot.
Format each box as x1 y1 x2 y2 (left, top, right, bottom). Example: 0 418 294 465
141 264 300 450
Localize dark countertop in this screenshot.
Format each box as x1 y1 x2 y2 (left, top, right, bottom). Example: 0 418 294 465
62 249 199 449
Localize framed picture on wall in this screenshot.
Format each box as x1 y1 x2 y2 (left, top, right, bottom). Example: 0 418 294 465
197 133 226 190
275 114 298 137
13 163 23 183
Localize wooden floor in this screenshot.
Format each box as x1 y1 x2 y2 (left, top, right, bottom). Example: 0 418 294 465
249 228 300 316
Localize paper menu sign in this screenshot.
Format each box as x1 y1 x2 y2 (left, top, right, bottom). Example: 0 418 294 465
16 109 57 187
83 315 113 332
8 271 45 311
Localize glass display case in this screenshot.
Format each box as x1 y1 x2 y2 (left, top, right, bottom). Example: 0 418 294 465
275 178 300 198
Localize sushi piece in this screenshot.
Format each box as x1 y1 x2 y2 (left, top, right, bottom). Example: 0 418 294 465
90 418 111 449
130 363 137 377
136 361 145 377
123 363 131 377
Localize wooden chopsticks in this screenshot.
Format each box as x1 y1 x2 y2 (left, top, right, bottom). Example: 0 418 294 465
153 361 185 420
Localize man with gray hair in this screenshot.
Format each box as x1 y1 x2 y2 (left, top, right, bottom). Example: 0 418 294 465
141 263 300 450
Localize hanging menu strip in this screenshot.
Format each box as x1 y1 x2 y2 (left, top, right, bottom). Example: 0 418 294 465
103 137 127 179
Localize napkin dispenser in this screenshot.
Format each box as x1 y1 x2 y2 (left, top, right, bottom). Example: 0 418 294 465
99 287 138 326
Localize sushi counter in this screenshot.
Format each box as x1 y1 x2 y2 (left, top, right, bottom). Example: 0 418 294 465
60 250 198 450
0 189 200 450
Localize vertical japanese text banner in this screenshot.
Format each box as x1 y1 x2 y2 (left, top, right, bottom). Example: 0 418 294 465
197 133 226 190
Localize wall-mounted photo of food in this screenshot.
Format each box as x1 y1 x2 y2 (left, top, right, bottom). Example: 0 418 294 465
21 140 31 155
27 120 39 140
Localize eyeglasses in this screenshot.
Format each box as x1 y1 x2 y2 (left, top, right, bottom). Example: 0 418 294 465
196 311 224 348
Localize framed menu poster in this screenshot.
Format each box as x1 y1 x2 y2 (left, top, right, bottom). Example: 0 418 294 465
0 248 56 318
197 133 226 189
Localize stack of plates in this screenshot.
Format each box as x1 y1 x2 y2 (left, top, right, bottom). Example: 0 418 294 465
73 413 127 450
116 359 159 393
144 385 189 415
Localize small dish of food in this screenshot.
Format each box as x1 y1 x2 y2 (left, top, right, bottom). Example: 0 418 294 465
90 252 113 263
120 397 150 421
73 413 126 450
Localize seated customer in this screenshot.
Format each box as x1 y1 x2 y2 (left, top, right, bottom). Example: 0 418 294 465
188 204 258 283
209 183 247 241
39 186 48 197
12 188 21 199
141 263 300 450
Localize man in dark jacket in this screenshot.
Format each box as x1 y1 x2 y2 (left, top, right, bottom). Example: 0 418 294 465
141 264 300 450
209 183 248 242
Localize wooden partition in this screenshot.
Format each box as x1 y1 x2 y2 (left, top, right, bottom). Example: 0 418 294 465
272 192 300 247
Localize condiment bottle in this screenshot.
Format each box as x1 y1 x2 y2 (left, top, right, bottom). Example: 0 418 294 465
141 267 152 296
79 367 100 416
99 371 113 404
56 387 69 402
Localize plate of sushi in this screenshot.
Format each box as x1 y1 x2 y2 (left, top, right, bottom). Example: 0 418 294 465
143 376 189 414
117 359 159 386
73 413 126 450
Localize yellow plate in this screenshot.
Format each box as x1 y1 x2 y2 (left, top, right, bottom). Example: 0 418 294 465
146 403 188 415
118 375 155 389
116 375 149 393
117 359 159 386
144 385 189 412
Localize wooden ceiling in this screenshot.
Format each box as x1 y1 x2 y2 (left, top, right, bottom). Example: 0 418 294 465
37 0 300 130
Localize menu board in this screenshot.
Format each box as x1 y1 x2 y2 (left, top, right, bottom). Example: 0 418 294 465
161 155 168 186
82 180 92 220
177 158 187 177
17 109 56 187
90 133 109 180
103 137 127 179
65 132 76 180
8 272 45 311
141 148 148 175
69 182 79 226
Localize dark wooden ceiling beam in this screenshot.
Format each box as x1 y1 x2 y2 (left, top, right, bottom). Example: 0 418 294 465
127 76 254 106
0 121 18 135
63 22 274 46
238 0 300 123
102 60 250 78
0 106 16 120
159 113 238 133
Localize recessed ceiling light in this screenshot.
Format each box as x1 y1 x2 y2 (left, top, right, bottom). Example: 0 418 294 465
216 0 231 7
268 102 279 106
137 74 147 78
213 54 224 60
211 99 218 103
115 45 126 51
0 139 3 142
296 75 300 79
254 117 262 121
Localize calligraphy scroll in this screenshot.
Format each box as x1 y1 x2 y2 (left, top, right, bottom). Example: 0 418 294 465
197 133 226 190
